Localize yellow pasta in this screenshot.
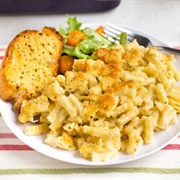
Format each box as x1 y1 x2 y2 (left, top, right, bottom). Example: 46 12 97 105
117 107 139 126
142 116 154 144
18 40 180 162
24 123 49 136
111 101 133 118
126 129 143 154
58 95 77 118
155 83 169 104
48 106 68 131
158 105 177 130
19 95 49 123
56 132 76 151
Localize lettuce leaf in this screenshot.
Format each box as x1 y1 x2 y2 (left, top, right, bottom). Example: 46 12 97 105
62 27 113 59
59 15 82 36
66 15 82 32
118 32 128 46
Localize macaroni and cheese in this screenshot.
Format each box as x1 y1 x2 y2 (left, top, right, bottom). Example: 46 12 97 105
19 40 180 161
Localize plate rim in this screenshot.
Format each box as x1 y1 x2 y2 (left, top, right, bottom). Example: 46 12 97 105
0 23 180 166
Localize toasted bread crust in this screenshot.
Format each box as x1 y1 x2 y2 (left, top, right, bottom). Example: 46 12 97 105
0 26 64 112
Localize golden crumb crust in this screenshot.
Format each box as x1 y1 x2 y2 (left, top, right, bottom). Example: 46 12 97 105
0 26 64 112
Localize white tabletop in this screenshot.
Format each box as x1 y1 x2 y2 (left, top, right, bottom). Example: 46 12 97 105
0 0 180 46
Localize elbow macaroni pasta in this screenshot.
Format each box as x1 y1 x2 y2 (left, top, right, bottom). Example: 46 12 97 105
18 40 180 162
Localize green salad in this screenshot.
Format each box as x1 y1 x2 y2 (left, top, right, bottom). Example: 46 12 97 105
59 15 127 59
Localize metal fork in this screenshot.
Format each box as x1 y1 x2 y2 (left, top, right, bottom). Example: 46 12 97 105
104 23 180 54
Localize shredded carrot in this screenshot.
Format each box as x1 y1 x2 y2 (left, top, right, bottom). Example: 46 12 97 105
67 30 86 47
59 55 74 74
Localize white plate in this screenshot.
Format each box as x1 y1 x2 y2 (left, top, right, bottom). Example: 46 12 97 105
1 24 180 166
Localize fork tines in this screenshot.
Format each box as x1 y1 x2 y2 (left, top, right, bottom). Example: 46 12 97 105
104 23 135 42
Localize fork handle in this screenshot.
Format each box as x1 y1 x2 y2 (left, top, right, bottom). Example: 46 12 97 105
157 46 180 54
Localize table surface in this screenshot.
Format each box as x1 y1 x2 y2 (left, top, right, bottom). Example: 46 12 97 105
0 0 180 179
0 0 180 46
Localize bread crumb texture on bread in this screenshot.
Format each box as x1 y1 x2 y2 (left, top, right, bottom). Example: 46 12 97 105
0 26 64 111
